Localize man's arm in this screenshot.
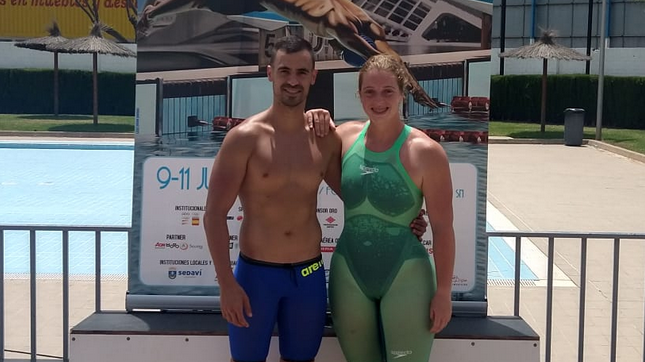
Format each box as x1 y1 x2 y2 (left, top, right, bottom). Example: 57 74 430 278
418 140 456 334
203 125 254 328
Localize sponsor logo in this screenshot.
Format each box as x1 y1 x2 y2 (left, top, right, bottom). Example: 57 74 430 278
155 242 200 251
360 164 379 175
301 260 324 277
168 268 203 279
155 242 183 249
391 350 412 359
178 269 202 277
322 215 338 229
180 212 201 226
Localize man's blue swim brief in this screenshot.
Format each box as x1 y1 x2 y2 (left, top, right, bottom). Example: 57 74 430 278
228 253 327 362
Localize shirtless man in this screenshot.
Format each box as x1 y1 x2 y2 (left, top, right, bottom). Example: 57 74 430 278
203 35 425 362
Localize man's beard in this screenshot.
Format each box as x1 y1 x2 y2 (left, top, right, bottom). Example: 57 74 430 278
280 86 306 107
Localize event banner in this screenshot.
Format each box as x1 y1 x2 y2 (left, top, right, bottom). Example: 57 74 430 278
128 0 493 312
0 0 136 41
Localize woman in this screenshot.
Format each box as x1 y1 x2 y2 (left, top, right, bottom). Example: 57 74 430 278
316 54 456 362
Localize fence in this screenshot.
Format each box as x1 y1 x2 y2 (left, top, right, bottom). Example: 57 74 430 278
4 226 641 361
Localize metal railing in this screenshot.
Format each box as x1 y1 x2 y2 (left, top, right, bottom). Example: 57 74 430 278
0 225 129 362
487 231 645 362
2 227 644 361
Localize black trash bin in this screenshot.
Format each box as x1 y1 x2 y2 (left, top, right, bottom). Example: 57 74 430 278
564 108 585 146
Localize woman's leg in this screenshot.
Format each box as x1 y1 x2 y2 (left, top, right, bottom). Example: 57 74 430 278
380 257 437 362
329 253 383 362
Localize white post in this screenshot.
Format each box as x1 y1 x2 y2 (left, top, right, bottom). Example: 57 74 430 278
595 0 608 140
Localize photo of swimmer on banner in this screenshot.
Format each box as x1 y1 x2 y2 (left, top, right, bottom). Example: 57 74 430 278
129 0 493 314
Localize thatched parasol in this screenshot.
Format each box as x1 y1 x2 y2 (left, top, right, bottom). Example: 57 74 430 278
499 30 591 133
47 22 136 125
14 21 68 116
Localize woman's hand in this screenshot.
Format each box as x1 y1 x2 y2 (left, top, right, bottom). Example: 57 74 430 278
410 209 428 240
305 108 335 137
429 290 452 334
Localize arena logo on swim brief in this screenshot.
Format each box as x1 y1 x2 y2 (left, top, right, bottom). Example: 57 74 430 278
301 260 324 277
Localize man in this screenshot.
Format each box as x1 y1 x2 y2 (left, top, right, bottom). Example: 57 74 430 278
203 35 426 362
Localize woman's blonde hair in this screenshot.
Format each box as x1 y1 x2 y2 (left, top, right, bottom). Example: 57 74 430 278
358 54 408 95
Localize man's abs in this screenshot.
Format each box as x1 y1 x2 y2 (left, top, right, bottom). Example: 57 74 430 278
236 196 323 263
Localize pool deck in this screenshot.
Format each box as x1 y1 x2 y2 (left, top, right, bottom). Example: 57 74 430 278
1 135 645 361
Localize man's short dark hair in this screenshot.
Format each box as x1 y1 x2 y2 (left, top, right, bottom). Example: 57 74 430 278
269 35 315 68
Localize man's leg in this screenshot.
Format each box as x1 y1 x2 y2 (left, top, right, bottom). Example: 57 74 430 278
228 255 285 362
277 256 328 362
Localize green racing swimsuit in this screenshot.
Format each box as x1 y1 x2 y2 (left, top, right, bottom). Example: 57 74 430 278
329 121 438 362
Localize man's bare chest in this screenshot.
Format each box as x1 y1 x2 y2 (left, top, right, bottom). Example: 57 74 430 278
245 136 331 191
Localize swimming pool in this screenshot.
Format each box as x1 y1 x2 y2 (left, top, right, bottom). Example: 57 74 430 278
0 140 539 282
0 140 133 278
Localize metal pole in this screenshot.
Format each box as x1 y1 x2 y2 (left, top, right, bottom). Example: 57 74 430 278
63 231 70 362
585 0 593 74
578 238 588 362
95 231 102 312
499 0 507 75
595 0 608 140
610 238 620 362
514 236 522 316
541 59 548 134
30 230 37 361
545 237 555 362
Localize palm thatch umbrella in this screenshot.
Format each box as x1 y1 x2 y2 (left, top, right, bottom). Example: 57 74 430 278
14 21 68 116
499 30 591 133
47 22 136 125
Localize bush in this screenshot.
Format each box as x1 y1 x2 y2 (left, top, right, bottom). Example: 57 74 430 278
0 69 135 115
490 74 645 129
